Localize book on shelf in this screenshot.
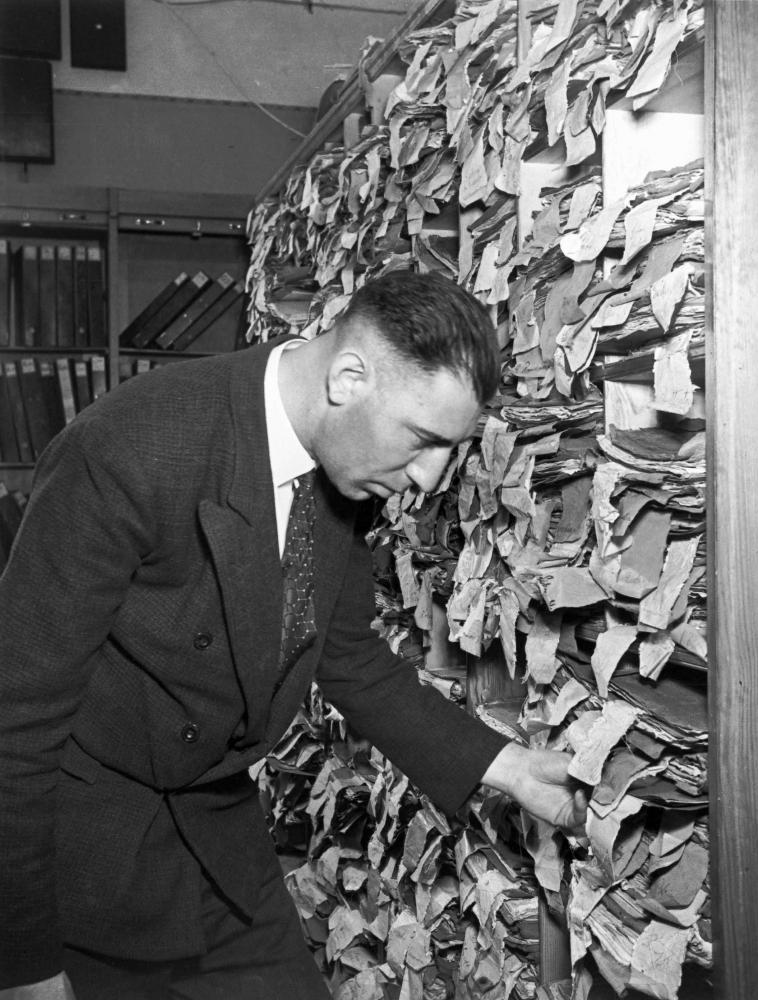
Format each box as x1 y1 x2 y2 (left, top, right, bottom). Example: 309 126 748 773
55 246 75 347
0 366 20 463
0 483 25 570
86 245 106 347
72 359 92 412
154 272 235 350
129 271 211 350
3 361 34 463
55 357 77 426
18 358 53 460
0 239 10 347
73 245 89 347
37 359 66 439
13 244 40 348
170 278 244 353
38 245 57 348
90 354 107 400
119 271 190 347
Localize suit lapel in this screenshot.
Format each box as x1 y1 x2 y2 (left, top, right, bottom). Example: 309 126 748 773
198 343 360 759
199 499 282 718
198 343 282 717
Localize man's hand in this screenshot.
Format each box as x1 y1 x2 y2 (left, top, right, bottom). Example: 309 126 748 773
482 742 588 833
0 973 76 1000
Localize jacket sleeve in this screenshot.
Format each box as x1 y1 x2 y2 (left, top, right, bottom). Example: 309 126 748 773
315 523 508 817
0 418 156 988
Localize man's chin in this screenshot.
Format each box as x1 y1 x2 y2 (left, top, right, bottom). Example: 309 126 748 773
325 472 389 502
330 480 373 501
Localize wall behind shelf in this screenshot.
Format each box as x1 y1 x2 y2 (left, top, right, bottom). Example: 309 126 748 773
50 0 407 109
0 91 316 197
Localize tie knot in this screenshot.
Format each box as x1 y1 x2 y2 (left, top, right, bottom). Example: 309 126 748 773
293 470 315 500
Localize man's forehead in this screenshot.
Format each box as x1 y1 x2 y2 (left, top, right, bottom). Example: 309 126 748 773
398 370 481 434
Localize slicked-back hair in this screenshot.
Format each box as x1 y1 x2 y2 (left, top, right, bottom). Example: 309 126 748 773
338 271 500 405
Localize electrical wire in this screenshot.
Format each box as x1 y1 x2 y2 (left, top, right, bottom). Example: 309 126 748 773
149 0 405 15
157 0 311 136
148 0 404 133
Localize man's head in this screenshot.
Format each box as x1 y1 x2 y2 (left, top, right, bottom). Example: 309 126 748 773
338 270 499 408
282 271 500 502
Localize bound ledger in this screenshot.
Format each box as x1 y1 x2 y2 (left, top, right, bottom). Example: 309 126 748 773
129 271 210 349
119 272 189 347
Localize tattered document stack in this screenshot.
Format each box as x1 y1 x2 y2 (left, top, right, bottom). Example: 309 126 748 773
287 745 544 1000
244 0 710 996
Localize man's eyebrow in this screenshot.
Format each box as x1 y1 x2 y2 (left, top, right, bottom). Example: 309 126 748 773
409 423 456 447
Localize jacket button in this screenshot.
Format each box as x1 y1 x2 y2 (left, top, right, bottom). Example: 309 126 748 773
193 632 213 650
181 722 200 743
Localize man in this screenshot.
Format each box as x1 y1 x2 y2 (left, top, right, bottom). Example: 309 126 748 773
0 271 586 999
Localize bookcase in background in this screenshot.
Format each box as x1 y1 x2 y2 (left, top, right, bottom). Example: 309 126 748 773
113 188 249 365
0 183 250 492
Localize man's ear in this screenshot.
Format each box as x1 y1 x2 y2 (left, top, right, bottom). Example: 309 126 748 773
326 350 369 405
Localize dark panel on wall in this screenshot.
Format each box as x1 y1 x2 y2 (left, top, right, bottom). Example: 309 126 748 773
0 57 54 163
0 0 61 59
70 0 126 71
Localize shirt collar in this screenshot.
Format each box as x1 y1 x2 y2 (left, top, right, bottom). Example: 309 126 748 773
264 339 316 488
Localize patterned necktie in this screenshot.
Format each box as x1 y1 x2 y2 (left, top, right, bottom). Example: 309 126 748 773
278 470 317 679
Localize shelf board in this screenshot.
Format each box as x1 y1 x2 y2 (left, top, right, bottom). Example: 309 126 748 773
591 341 705 384
0 346 108 356
0 184 251 235
118 347 216 359
574 621 707 674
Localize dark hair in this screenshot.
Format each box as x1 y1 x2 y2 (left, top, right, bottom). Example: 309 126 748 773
340 271 500 404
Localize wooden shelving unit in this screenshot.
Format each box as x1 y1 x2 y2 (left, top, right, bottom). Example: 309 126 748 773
0 183 251 490
243 0 745 995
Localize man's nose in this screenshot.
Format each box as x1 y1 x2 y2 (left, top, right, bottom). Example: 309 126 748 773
406 448 451 494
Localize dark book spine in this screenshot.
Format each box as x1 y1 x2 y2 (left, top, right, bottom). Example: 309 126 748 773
119 272 189 347
3 361 34 463
130 271 210 350
0 487 23 570
118 357 135 382
0 489 23 536
55 358 77 425
37 358 66 439
171 280 244 353
38 245 57 347
154 273 233 349
73 246 89 346
0 366 21 462
14 244 40 347
55 245 76 347
0 239 10 346
18 357 53 460
86 245 107 346
72 359 92 412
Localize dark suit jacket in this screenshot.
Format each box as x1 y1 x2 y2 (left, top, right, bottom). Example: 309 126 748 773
0 341 506 988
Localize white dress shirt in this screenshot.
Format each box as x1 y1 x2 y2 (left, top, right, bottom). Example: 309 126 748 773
263 340 317 556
